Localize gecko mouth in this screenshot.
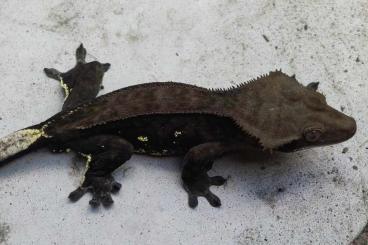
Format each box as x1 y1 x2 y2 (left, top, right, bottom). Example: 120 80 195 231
277 140 306 152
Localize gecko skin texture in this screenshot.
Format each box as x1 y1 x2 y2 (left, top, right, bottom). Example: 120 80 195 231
0 44 357 209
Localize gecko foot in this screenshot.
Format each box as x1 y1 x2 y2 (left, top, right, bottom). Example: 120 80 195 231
68 175 122 208
183 174 226 208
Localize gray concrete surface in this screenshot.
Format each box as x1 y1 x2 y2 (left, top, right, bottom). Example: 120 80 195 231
0 0 367 244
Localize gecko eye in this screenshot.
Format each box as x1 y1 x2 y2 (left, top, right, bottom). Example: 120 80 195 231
303 128 322 142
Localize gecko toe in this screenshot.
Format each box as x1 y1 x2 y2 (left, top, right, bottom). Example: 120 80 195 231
210 176 227 186
205 192 221 207
101 194 114 207
111 181 122 193
44 68 62 80
68 187 87 202
188 194 198 208
183 174 224 208
76 43 87 63
89 197 100 208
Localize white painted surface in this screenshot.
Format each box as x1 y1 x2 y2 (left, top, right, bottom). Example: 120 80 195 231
0 1 367 244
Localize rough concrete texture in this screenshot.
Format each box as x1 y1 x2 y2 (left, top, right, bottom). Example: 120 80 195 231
0 0 367 244
352 224 368 245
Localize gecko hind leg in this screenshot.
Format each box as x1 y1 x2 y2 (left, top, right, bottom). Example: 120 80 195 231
182 142 234 208
43 44 87 93
65 135 133 208
43 68 73 102
43 44 110 111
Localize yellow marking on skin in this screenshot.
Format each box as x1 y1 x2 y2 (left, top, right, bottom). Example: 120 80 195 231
135 149 169 156
150 150 169 156
137 136 149 142
0 128 48 162
80 153 92 184
59 77 70 100
135 149 146 154
174 131 182 137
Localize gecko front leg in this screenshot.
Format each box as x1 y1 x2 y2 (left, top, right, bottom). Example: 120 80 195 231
44 44 110 111
64 135 133 207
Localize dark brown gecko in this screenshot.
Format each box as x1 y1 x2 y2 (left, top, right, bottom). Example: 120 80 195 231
0 44 356 208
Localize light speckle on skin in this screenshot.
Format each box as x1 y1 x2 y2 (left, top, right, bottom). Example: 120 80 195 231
135 149 146 154
150 149 169 156
174 131 182 137
150 152 163 156
135 149 169 156
137 136 149 142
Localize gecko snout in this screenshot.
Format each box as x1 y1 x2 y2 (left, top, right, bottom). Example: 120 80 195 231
325 112 357 144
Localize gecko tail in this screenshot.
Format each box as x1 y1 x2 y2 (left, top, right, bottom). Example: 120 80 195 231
0 126 47 164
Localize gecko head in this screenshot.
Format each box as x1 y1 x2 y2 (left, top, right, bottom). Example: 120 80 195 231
275 76 356 152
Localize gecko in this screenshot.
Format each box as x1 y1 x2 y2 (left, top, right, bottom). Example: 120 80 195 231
0 44 356 208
